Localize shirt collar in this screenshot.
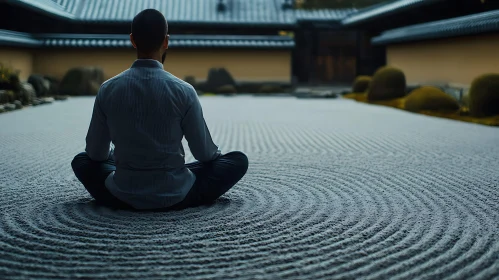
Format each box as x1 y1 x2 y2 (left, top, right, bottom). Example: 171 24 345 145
131 59 164 69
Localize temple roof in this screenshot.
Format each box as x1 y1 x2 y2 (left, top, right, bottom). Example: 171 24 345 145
341 0 446 27
0 30 295 49
6 0 356 26
372 9 499 45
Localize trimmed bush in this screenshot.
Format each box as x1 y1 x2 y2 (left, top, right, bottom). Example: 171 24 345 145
405 86 460 113
367 66 406 101
352 76 371 93
60 67 104 96
468 73 499 117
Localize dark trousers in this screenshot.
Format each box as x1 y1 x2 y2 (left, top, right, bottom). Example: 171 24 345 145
71 151 249 211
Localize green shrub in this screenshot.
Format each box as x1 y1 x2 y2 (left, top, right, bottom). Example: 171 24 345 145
352 75 371 93
405 86 460 113
367 66 406 101
468 73 499 117
0 63 21 93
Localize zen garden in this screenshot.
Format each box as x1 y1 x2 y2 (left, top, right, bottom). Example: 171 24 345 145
0 0 498 279
1 63 499 126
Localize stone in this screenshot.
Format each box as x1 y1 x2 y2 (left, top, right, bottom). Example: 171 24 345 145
205 68 236 93
184 76 196 88
0 105 4 113
32 99 42 106
323 93 339 99
13 100 23 109
59 67 105 96
445 87 465 101
44 75 60 96
42 97 55 104
28 74 50 97
0 90 15 104
54 95 69 101
20 82 37 105
4 103 16 111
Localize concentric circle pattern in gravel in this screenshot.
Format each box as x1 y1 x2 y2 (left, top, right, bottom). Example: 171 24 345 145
0 96 498 279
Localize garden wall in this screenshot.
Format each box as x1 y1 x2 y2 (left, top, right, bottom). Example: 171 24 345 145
0 47 33 81
33 49 291 82
386 34 499 87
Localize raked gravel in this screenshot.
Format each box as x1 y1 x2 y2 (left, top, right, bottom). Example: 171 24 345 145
0 96 498 279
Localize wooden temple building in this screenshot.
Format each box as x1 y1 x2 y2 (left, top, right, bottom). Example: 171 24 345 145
0 0 498 87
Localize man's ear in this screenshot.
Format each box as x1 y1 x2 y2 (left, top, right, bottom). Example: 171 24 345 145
130 34 137 49
163 35 169 49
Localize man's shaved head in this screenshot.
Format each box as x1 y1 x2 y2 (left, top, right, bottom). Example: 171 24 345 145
131 9 168 53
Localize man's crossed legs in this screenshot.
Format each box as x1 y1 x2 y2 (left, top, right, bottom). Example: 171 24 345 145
71 151 249 211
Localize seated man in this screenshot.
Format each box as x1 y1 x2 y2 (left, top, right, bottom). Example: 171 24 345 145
71 9 248 211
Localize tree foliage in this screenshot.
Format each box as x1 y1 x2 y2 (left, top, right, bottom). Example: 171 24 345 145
297 0 390 9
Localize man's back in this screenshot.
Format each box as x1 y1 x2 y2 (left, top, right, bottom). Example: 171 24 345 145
86 59 220 209
72 9 246 211
103 60 188 171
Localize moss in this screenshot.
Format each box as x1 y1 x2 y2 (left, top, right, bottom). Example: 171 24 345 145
405 86 460 113
352 76 371 93
215 85 237 94
344 92 367 102
258 84 284 94
345 90 499 126
344 92 404 109
367 66 406 101
372 98 405 110
418 110 499 126
468 73 499 117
